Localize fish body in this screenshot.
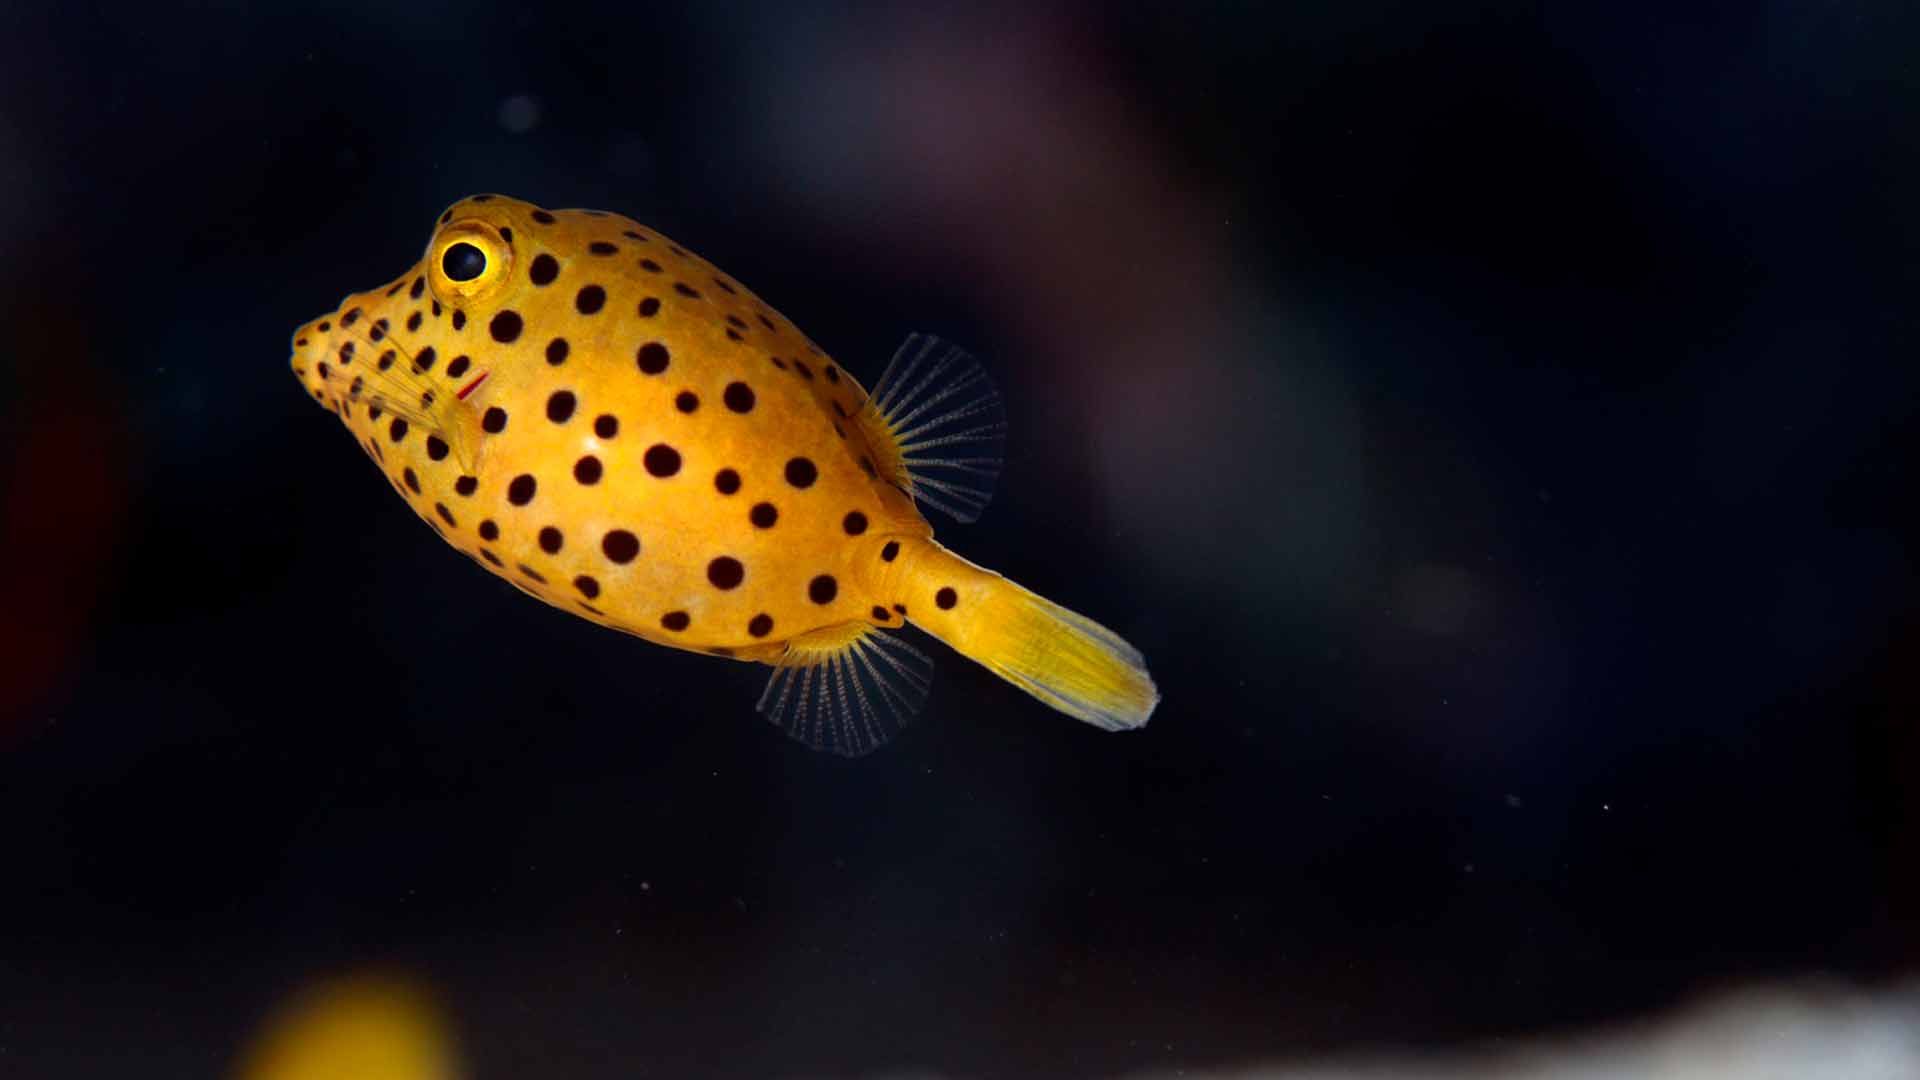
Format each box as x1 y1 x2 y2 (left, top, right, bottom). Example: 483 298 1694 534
291 195 1156 753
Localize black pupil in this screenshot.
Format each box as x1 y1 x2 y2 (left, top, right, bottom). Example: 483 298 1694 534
442 242 486 281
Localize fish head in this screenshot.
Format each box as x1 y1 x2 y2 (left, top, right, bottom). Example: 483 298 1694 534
288 195 554 469
287 194 535 394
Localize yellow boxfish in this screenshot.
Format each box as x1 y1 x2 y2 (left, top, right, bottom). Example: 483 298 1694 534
289 195 1157 754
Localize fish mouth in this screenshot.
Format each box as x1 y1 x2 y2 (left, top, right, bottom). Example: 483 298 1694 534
287 295 375 405
287 285 397 394
287 310 340 394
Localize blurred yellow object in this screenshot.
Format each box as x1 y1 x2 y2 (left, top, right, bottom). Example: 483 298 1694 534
234 975 460 1080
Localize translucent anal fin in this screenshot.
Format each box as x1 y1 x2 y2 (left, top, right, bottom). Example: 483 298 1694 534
755 623 935 756
858 334 1007 524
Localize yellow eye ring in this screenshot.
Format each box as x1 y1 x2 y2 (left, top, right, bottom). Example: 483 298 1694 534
426 219 513 307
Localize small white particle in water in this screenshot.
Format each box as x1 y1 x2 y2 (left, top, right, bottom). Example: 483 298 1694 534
499 95 540 133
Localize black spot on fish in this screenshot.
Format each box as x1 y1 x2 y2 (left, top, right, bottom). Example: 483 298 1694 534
809 575 838 605
636 342 669 374
707 556 744 590
643 444 680 477
602 529 640 563
785 457 817 488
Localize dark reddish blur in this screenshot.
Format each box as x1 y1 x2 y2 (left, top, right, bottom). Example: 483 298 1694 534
0 261 132 746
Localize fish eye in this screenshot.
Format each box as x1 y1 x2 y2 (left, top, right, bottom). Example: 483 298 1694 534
442 242 487 281
426 211 512 306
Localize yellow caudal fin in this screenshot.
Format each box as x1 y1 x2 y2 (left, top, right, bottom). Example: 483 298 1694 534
899 540 1158 731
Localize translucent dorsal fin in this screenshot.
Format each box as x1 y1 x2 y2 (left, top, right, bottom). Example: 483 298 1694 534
756 623 935 756
859 334 1007 524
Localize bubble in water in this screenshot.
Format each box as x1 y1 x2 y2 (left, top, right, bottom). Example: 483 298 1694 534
499 95 540 133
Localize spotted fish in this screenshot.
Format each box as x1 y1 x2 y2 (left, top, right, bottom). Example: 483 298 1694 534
289 195 1158 754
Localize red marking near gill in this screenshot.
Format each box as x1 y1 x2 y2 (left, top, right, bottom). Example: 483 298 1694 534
455 371 490 400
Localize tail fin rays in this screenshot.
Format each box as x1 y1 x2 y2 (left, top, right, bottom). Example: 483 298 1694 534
965 576 1159 732
903 540 1158 733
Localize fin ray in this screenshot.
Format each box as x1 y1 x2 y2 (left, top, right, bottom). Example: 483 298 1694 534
331 325 481 472
860 334 1007 524
756 625 934 756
